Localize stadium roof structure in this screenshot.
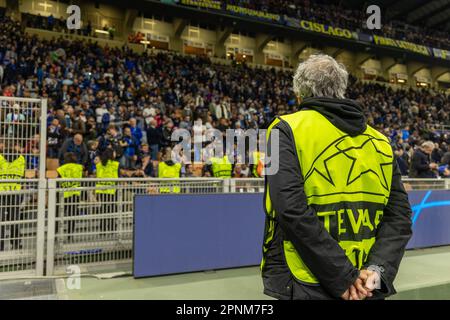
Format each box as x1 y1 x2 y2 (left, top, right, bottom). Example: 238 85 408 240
345 0 450 31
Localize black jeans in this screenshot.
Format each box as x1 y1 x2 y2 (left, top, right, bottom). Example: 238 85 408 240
58 195 80 241
0 194 23 251
96 193 117 234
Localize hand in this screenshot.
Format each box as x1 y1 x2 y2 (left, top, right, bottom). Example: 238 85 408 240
341 289 350 300
343 270 375 301
363 270 380 291
429 163 438 169
349 278 371 300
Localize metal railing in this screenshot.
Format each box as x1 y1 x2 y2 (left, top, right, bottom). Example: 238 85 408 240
46 178 227 275
402 178 450 191
0 96 47 278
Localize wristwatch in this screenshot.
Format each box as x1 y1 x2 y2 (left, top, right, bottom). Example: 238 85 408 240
366 265 383 290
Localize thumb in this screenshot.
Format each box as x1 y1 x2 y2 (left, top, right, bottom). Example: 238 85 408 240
364 273 379 291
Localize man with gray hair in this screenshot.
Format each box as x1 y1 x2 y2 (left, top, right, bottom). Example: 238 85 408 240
409 141 438 178
261 54 412 300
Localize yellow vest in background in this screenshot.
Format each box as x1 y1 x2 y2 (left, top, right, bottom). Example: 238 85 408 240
252 151 265 177
158 162 181 193
57 163 83 198
0 155 25 191
261 110 393 284
95 160 119 194
210 156 232 178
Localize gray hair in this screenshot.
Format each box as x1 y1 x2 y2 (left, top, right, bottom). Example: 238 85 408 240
421 141 435 149
293 54 348 99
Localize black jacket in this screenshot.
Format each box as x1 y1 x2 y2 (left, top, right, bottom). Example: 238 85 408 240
263 97 413 300
409 149 436 178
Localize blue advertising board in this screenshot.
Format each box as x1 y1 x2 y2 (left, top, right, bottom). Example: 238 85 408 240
134 190 450 277
133 193 265 278
407 190 450 249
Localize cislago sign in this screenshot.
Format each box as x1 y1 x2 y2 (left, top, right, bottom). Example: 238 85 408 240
285 17 358 40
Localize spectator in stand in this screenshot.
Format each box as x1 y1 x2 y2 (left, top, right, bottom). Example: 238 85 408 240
136 143 154 177
87 140 100 175
5 103 25 137
47 118 62 158
395 148 409 176
120 126 139 169
100 125 123 160
58 133 88 167
129 118 143 146
409 141 438 178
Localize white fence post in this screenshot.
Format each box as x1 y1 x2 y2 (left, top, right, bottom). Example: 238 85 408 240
46 179 57 276
35 98 48 276
228 179 235 193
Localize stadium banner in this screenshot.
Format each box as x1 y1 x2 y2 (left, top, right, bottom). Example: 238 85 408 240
178 1 281 22
133 193 265 278
372 35 431 57
225 4 281 22
179 0 221 11
285 16 358 40
407 189 450 249
432 48 450 61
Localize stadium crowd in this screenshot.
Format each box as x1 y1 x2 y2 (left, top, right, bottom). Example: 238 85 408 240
0 14 449 179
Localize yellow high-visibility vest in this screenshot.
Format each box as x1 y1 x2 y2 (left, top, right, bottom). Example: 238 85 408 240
261 110 393 284
210 156 232 178
0 155 25 191
57 163 83 198
95 160 119 194
158 162 181 193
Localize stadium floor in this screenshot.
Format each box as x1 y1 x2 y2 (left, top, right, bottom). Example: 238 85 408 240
58 246 450 300
1 246 450 300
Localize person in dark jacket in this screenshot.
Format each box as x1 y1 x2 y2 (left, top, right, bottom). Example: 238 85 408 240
263 54 412 301
146 119 162 160
58 133 89 167
409 141 437 178
395 148 409 176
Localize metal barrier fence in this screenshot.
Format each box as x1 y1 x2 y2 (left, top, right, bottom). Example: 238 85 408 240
0 179 42 279
0 96 47 278
46 178 227 275
402 178 450 191
0 96 47 178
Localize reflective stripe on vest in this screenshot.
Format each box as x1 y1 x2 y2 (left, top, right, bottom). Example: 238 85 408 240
0 155 25 191
210 156 232 178
57 163 83 198
158 162 181 193
261 110 393 284
95 161 119 194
